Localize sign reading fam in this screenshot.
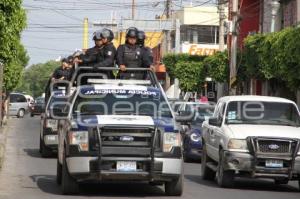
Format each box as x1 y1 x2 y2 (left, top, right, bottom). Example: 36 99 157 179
181 43 220 56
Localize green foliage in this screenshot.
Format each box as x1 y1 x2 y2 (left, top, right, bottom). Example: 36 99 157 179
16 61 59 97
162 53 206 79
174 61 206 91
0 0 28 92
203 51 229 83
244 27 300 90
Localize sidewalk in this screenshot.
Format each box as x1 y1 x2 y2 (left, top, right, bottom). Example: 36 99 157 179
0 123 8 169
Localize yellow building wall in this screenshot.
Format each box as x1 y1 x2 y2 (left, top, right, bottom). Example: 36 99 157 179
113 32 164 49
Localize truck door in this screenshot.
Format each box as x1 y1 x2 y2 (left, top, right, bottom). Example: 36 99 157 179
207 102 225 161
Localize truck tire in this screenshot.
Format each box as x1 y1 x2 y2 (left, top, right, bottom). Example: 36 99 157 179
40 138 52 158
274 179 289 185
201 144 216 180
165 173 183 196
30 113 34 117
217 150 234 188
56 159 62 185
61 157 79 194
17 109 25 118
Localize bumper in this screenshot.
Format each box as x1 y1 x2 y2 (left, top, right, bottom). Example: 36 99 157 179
185 148 202 160
66 157 183 182
44 135 58 147
223 151 300 178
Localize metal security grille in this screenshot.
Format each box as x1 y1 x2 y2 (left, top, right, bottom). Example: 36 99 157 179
92 127 159 157
250 137 298 155
257 140 290 153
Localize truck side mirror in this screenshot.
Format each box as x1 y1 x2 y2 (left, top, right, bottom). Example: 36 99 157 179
208 117 222 126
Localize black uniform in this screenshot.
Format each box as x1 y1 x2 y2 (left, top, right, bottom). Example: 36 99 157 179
141 46 153 67
116 44 149 68
52 67 73 81
80 43 116 68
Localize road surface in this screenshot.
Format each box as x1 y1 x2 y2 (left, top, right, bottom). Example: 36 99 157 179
0 116 299 199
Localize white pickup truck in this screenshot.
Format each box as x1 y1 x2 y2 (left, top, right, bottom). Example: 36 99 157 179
201 95 300 189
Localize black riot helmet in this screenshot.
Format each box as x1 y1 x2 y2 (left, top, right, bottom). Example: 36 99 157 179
93 30 102 40
137 30 146 46
100 28 114 42
126 27 138 39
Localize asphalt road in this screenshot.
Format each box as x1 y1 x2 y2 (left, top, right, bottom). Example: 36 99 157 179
0 116 299 199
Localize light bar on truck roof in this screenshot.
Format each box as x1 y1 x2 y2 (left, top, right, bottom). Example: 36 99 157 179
87 79 152 85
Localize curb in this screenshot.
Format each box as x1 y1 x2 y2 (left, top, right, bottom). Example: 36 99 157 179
0 124 8 170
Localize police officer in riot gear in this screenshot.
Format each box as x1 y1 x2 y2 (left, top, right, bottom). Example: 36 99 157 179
137 30 155 71
86 30 103 56
75 28 116 69
116 27 150 71
92 28 116 69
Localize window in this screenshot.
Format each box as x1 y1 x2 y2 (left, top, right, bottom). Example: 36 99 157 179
10 94 27 103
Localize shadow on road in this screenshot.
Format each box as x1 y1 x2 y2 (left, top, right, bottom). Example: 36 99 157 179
23 148 56 159
30 174 166 197
185 174 299 192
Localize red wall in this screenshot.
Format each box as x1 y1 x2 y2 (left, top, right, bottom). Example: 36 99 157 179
238 0 261 48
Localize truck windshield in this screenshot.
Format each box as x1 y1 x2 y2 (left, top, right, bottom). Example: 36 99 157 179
192 106 214 125
72 89 173 118
226 101 300 127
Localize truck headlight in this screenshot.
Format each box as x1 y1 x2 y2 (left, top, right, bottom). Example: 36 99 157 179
228 139 248 151
69 131 89 151
190 133 201 142
163 133 181 152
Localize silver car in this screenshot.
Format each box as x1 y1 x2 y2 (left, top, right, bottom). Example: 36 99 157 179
9 93 29 118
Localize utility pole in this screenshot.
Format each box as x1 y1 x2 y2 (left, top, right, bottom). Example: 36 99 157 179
166 0 171 18
132 0 135 19
165 0 172 52
217 0 226 99
229 0 238 95
218 0 226 51
175 19 181 53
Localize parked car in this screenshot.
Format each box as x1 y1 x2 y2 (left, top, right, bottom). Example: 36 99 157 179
9 93 29 118
202 95 300 189
177 102 215 162
40 92 67 157
30 97 45 117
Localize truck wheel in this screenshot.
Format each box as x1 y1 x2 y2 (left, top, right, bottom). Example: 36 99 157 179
17 109 25 118
56 159 62 185
217 150 234 188
61 157 79 194
40 138 52 158
274 179 289 185
201 144 216 180
165 173 183 196
30 113 34 117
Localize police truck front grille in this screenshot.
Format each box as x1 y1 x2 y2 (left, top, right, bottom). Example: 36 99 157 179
91 127 159 157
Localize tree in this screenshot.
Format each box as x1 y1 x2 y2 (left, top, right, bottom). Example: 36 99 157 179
0 0 28 92
203 51 229 83
162 53 206 79
174 61 206 92
16 61 59 97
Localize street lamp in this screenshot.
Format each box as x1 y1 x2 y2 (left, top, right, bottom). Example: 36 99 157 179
270 0 280 32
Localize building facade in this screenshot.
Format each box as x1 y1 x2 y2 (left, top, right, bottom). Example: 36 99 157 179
174 6 227 55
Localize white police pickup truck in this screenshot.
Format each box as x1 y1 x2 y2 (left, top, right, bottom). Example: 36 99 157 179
54 80 190 196
201 95 300 189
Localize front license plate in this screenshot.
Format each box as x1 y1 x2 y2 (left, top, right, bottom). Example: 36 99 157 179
117 161 136 172
265 160 283 168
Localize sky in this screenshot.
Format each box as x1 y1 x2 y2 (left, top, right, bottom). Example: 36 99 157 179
21 0 217 66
